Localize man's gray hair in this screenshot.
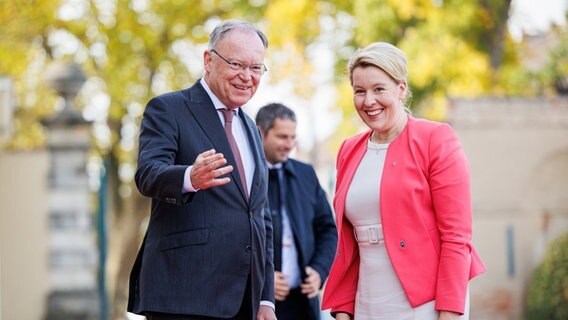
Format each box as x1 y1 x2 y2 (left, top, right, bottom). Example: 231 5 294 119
209 20 268 49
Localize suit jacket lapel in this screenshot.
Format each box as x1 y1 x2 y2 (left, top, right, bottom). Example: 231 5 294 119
185 82 249 201
282 161 299 235
238 108 263 204
267 168 283 270
185 83 227 150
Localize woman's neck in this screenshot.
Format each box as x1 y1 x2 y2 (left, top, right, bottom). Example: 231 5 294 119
371 112 408 144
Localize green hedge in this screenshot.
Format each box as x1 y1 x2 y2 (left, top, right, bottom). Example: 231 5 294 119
525 233 568 320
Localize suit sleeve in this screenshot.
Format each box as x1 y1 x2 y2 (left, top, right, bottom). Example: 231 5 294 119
429 123 472 314
135 95 193 205
308 168 338 287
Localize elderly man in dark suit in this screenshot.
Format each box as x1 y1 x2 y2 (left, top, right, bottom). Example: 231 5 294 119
255 103 337 320
127 20 276 320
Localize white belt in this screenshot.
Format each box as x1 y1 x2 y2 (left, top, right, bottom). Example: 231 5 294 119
353 223 384 244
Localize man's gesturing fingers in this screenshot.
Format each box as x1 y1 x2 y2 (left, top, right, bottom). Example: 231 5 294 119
190 149 234 190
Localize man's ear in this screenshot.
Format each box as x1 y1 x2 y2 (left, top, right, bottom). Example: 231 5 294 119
204 50 213 73
257 126 265 140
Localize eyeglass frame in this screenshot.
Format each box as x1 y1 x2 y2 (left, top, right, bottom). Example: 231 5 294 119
210 49 267 76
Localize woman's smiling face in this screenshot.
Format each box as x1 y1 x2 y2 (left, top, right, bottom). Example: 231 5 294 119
351 65 407 139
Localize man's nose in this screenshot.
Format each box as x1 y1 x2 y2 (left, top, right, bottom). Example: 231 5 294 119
237 67 254 80
285 138 296 149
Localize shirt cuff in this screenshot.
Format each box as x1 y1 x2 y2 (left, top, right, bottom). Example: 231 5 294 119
182 165 199 193
260 300 275 311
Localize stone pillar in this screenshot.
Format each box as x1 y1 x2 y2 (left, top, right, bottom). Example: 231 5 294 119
41 62 100 320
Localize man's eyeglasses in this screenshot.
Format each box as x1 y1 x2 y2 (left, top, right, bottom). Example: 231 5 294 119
211 49 267 76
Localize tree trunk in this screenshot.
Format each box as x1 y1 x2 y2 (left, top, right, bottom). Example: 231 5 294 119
103 153 150 320
109 191 149 320
481 0 512 70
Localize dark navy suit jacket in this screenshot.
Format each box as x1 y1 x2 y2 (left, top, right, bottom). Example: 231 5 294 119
128 80 274 318
269 159 337 319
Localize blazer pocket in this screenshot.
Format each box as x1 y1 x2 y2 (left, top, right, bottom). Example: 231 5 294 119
160 228 210 251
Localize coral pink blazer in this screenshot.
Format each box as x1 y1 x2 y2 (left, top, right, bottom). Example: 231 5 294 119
322 116 485 316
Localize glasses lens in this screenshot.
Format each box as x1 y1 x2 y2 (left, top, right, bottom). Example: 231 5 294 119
213 50 266 75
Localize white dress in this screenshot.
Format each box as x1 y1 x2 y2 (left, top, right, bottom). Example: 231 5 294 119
343 140 469 320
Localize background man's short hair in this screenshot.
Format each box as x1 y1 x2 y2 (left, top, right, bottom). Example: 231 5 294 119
255 103 296 133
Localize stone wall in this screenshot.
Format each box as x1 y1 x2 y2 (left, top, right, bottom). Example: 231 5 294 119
0 151 50 320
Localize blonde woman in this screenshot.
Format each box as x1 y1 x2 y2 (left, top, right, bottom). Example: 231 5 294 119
321 42 485 320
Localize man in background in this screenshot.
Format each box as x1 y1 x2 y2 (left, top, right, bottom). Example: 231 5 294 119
256 103 337 320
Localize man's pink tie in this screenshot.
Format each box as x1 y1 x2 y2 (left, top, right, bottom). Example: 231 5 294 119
220 109 248 199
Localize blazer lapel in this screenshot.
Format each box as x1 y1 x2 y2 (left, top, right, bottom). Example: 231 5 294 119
334 131 371 235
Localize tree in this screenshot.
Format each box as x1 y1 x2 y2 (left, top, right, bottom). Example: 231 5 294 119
525 233 568 320
331 0 521 121
0 0 62 149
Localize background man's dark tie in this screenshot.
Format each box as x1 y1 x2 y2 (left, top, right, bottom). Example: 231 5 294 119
221 109 248 199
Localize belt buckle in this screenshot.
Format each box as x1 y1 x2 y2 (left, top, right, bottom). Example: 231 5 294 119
368 227 379 244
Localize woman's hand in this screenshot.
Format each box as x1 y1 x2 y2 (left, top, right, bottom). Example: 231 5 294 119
439 310 460 320
335 312 351 320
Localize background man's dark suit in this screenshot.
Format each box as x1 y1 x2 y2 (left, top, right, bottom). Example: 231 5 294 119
127 81 274 318
268 159 337 320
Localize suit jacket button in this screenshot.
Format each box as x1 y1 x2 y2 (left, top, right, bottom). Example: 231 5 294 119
245 245 252 253
400 241 405 248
